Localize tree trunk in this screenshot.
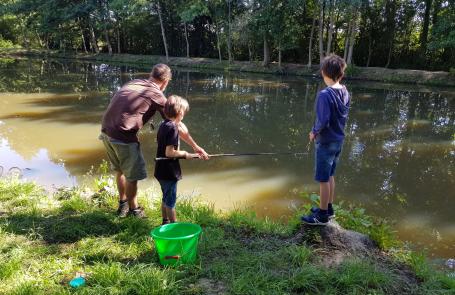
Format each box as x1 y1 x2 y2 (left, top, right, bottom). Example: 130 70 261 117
385 39 393 68
366 36 373 67
318 0 325 64
227 0 233 63
89 22 99 53
216 26 222 61
262 34 270 67
278 42 282 68
248 42 253 62
116 24 121 53
347 16 357 65
35 30 44 48
156 1 169 62
419 0 432 54
184 22 190 58
384 0 396 68
45 35 50 50
81 29 88 53
343 20 352 60
308 18 316 67
121 26 126 52
332 11 340 52
104 28 113 55
326 0 335 55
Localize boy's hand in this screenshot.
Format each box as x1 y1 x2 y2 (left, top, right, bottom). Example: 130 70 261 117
186 152 201 160
309 131 316 142
193 145 210 160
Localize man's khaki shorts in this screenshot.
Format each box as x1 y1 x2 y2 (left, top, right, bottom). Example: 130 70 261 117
100 133 147 182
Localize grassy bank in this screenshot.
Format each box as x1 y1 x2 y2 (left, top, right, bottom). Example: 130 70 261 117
1 48 454 87
0 167 453 294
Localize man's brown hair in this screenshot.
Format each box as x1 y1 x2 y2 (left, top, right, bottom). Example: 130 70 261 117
321 54 347 82
150 64 172 82
164 95 189 119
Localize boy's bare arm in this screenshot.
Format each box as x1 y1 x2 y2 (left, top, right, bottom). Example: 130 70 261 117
177 122 209 159
165 145 199 159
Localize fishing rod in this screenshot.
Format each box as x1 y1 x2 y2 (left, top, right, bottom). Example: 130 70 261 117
155 151 310 161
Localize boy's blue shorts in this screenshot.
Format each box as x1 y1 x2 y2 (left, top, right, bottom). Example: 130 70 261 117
158 180 178 209
314 141 343 182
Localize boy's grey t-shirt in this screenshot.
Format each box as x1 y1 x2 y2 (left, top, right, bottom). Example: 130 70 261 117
154 119 182 181
312 86 350 144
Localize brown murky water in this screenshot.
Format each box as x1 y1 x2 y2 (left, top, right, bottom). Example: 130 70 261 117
0 58 454 258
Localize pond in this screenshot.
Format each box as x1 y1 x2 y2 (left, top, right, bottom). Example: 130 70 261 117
0 58 453 259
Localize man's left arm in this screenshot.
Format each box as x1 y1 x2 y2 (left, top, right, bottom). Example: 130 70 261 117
178 122 209 160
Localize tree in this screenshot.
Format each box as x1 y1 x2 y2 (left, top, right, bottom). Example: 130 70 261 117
153 0 169 61
177 0 209 58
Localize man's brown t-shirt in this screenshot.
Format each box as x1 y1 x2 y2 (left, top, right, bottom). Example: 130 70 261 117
101 79 167 143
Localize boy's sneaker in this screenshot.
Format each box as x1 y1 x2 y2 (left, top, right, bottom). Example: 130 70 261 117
117 200 129 218
310 207 335 219
127 207 147 219
301 211 329 225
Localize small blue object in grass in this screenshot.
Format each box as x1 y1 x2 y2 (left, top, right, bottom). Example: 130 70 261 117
69 276 85 288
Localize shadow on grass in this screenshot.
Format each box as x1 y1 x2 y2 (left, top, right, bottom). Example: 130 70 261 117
0 210 121 244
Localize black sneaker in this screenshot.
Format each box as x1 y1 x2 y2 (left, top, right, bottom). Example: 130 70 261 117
161 219 170 225
310 206 335 219
301 211 329 225
117 200 129 218
127 207 147 218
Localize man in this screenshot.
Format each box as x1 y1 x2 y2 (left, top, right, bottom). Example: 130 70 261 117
100 64 208 218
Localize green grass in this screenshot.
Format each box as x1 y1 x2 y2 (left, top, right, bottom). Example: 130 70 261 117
0 174 453 294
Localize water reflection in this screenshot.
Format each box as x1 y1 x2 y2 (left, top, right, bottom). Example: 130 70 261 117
0 138 75 187
0 58 454 258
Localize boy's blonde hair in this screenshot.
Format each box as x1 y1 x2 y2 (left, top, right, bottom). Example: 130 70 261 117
164 95 189 119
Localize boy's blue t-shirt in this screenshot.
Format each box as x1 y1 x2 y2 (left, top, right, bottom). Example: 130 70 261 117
154 119 182 181
312 86 350 144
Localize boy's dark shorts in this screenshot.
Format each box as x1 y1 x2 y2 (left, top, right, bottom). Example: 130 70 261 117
100 133 147 182
158 179 178 209
315 141 343 182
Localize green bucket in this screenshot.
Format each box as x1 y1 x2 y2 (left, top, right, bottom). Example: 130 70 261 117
151 222 202 266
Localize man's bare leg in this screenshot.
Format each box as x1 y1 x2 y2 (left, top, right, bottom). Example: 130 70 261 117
126 180 138 209
116 171 127 202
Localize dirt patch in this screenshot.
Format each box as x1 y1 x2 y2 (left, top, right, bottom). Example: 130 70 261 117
189 278 227 295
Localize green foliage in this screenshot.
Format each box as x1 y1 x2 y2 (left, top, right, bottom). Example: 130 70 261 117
345 65 361 77
0 38 15 48
177 0 209 23
0 0 453 69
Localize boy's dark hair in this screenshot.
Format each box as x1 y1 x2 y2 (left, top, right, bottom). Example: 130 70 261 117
164 95 189 119
150 64 172 82
321 55 347 82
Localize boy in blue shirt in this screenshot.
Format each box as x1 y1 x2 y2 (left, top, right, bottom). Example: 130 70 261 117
301 54 350 225
154 95 201 224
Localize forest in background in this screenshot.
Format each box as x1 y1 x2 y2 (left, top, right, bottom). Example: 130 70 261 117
0 0 454 71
